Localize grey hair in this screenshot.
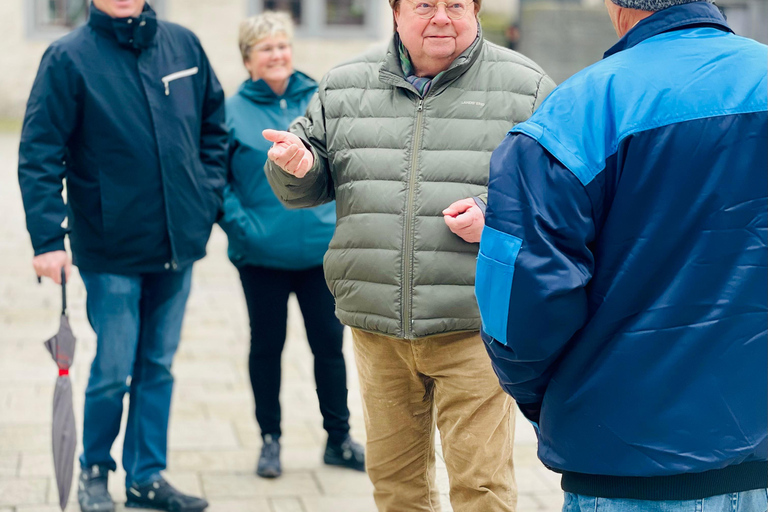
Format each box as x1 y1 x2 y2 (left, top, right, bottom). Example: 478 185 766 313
238 11 294 61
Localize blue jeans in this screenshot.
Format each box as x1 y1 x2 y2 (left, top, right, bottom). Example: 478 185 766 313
79 268 193 488
564 490 768 512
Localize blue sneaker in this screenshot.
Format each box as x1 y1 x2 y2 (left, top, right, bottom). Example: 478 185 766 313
257 434 282 478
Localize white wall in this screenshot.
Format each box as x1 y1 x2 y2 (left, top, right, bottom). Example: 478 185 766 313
1 1 51 118
482 0 518 16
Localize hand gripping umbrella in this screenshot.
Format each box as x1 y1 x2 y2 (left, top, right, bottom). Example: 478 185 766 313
43 268 77 511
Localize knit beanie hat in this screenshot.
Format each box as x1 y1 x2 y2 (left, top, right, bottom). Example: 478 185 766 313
610 0 713 11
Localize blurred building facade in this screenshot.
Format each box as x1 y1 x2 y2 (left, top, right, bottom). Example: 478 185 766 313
0 0 391 118
0 0 511 118
519 0 768 84
0 0 765 117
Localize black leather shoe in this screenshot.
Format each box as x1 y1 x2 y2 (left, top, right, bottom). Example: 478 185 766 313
78 465 115 512
324 435 365 472
256 433 282 478
125 477 208 512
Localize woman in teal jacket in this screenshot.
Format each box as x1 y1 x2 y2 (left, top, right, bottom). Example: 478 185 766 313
219 11 363 479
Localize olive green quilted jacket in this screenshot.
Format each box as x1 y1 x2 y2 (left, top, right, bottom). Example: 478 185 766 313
265 33 555 339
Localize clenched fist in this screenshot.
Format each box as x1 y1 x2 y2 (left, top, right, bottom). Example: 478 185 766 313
443 198 485 244
263 129 315 178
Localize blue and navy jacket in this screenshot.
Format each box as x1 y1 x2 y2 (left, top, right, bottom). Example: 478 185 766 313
477 2 767 499
218 72 336 270
18 3 227 274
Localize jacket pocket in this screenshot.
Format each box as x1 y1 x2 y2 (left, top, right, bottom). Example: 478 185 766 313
97 167 118 255
161 67 198 96
475 226 523 346
201 176 221 226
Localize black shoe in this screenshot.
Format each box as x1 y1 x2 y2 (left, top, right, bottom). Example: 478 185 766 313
78 465 115 512
125 477 208 512
324 435 365 472
257 433 282 478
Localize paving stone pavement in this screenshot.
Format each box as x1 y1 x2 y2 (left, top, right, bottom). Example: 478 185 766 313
0 131 564 512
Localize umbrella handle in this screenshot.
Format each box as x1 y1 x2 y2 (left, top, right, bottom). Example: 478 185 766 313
61 268 67 316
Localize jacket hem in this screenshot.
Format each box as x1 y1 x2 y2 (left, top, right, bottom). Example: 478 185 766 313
73 252 202 275
338 308 481 340
232 261 324 272
561 461 768 500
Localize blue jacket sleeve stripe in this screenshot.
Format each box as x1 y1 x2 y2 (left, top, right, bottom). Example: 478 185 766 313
480 133 594 407
476 226 522 344
510 121 598 187
509 27 768 188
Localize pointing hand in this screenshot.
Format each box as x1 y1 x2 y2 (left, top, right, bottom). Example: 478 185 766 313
263 129 315 178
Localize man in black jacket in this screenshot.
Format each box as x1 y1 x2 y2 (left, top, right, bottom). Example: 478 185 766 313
18 1 227 511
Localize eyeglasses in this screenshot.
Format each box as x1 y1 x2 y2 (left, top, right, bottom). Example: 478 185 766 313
252 42 291 55
402 0 472 20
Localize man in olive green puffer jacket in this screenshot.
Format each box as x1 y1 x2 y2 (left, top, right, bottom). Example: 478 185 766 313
264 0 555 509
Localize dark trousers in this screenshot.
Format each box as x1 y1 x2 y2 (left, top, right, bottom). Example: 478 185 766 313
238 264 350 445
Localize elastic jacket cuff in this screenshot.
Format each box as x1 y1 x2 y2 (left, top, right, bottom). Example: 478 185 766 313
34 238 66 256
473 196 487 216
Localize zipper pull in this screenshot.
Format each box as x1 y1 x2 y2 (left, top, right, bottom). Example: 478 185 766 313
417 100 424 112
163 80 170 96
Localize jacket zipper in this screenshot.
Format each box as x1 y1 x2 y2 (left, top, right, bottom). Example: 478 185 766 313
402 98 424 338
159 66 199 271
161 67 199 96
139 59 181 269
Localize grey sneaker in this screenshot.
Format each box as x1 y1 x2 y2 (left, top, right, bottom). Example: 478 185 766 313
324 435 365 472
256 434 282 478
78 465 115 512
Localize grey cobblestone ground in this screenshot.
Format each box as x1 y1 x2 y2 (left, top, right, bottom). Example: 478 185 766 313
0 132 564 512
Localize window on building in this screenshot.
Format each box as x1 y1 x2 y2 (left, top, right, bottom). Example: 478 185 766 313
264 0 303 24
326 0 365 26
252 0 379 38
33 0 88 32
28 0 164 39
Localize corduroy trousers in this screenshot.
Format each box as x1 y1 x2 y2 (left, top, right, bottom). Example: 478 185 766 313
352 328 517 512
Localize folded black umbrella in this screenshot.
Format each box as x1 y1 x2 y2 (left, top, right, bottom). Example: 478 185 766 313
43 269 77 511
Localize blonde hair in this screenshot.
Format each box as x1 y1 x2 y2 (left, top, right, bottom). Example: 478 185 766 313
238 11 294 61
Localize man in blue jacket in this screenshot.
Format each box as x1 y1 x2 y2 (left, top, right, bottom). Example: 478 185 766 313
18 0 226 510
476 0 767 507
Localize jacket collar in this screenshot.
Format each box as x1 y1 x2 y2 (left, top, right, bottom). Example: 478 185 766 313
88 2 158 50
604 1 731 58
238 70 317 104
379 24 484 97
